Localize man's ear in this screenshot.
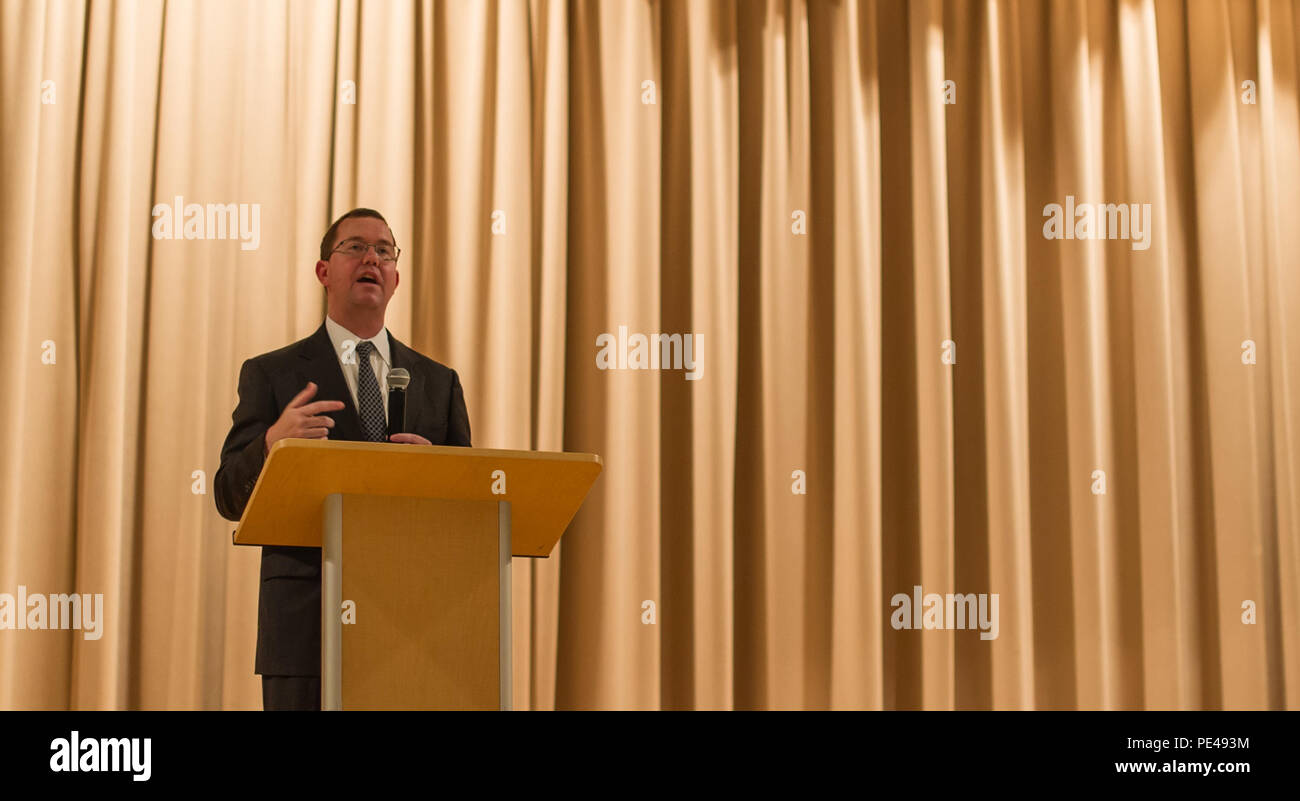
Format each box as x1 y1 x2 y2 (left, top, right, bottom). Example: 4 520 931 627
394 270 400 291
315 259 329 286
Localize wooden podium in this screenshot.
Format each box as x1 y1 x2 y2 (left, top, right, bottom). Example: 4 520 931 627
232 439 602 710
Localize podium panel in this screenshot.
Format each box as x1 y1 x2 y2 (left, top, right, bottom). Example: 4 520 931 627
322 494 512 710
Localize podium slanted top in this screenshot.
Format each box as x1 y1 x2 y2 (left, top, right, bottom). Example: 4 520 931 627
232 440 602 557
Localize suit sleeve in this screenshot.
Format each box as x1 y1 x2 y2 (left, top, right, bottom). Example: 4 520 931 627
214 358 276 521
447 368 472 447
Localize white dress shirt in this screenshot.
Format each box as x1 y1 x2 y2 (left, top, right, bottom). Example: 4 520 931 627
324 315 391 423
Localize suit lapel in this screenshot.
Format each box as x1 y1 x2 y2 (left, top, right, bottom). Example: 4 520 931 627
297 322 365 442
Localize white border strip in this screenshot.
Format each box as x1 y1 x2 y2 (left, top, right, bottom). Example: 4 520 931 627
322 493 343 711
499 501 513 711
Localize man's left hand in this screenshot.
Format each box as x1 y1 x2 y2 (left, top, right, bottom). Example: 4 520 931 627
388 433 432 445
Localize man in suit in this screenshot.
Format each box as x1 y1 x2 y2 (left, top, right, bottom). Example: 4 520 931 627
214 208 471 711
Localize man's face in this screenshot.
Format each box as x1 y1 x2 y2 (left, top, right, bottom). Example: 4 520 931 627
315 217 400 314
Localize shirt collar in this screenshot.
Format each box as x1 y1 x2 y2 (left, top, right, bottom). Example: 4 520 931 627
325 315 391 367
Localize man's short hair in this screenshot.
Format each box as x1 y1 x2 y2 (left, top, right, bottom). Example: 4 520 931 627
319 208 395 261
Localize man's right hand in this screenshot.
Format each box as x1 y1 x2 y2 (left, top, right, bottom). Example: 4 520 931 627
264 382 346 455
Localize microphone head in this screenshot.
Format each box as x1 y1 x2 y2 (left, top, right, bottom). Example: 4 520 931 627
388 368 411 390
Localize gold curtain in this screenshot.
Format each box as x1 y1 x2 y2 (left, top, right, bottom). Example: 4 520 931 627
0 0 1296 710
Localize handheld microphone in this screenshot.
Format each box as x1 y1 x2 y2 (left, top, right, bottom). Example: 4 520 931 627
386 368 410 438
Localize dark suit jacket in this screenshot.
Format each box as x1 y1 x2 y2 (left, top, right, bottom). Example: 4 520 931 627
214 321 471 676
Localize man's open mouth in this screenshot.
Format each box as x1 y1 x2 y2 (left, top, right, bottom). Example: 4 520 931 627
357 275 380 285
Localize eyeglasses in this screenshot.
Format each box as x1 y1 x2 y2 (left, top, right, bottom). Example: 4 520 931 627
332 238 400 262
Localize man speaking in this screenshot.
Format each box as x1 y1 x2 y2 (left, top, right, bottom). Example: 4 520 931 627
214 208 471 711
